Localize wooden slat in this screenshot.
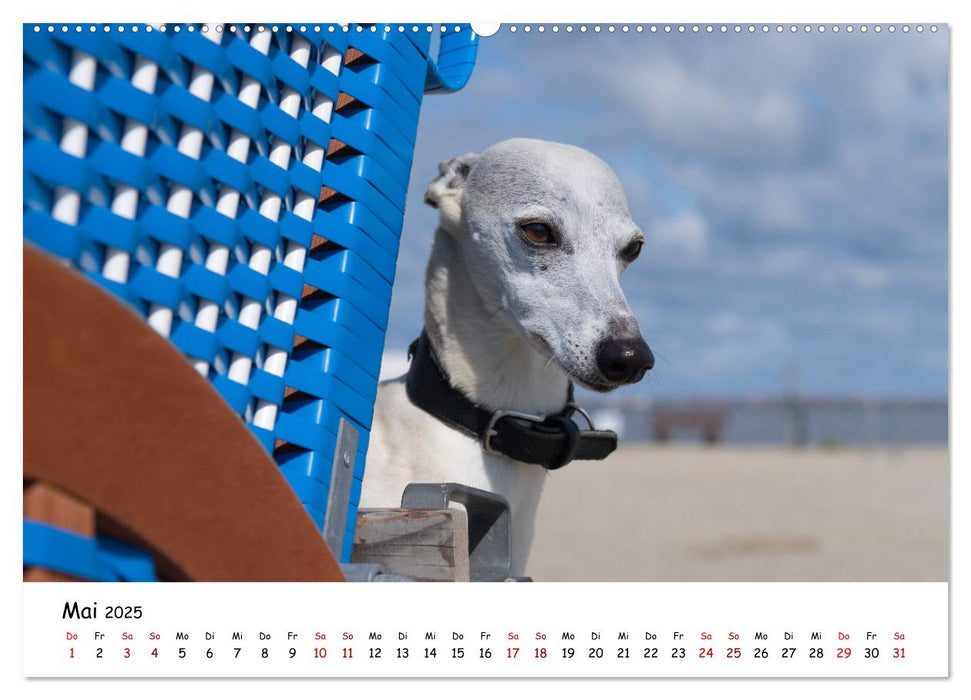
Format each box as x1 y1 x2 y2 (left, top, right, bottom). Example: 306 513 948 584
336 92 367 112
318 185 349 205
24 482 96 582
24 567 84 582
327 138 360 159
310 234 331 254
344 47 370 66
24 482 95 536
352 509 470 582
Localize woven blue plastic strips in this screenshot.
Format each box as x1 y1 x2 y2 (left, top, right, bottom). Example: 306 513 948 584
23 23 479 573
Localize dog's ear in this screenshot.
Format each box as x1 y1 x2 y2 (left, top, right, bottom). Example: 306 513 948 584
424 153 478 233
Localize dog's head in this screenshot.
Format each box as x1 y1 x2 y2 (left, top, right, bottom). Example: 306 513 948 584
424 138 653 392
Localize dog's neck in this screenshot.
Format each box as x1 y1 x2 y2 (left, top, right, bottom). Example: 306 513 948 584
423 228 572 415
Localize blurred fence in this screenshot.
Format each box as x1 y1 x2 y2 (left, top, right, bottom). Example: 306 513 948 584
588 396 947 446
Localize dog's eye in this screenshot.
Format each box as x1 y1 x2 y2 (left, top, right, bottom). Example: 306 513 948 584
521 222 556 245
621 239 643 262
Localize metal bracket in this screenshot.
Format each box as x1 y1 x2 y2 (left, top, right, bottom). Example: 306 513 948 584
323 418 358 558
401 483 511 581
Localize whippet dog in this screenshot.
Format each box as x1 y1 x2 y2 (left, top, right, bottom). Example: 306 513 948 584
361 138 653 576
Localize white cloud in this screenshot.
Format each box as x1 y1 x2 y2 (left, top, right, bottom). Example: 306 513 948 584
649 211 710 260
609 58 813 165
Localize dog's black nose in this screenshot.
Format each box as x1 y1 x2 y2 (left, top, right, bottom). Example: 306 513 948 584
596 336 654 384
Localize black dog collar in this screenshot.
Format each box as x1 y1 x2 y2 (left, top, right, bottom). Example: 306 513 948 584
405 330 618 470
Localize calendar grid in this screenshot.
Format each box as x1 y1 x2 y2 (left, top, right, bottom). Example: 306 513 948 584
23 582 948 678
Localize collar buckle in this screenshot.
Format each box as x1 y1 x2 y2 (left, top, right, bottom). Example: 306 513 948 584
482 409 545 457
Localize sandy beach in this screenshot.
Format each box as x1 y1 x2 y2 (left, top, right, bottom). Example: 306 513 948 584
527 444 948 582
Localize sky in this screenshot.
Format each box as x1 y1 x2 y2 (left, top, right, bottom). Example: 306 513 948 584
381 27 948 400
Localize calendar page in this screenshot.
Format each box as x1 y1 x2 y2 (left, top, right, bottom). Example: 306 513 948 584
18 4 953 690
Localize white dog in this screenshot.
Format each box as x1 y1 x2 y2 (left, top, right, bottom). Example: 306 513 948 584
360 138 652 576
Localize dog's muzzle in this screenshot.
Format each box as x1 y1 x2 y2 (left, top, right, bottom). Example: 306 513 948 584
596 335 654 384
